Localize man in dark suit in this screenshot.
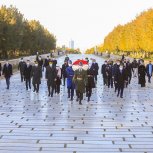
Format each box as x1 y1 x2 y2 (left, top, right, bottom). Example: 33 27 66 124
31 61 42 93
146 61 153 83
45 61 57 97
18 58 26 82
101 61 107 86
91 59 99 82
126 60 133 85
113 60 120 92
86 64 95 102
2 60 13 89
116 64 128 98
105 61 114 88
61 60 68 86
24 60 32 90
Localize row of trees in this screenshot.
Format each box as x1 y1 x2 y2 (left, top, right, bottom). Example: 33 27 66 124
0 5 56 59
86 9 153 58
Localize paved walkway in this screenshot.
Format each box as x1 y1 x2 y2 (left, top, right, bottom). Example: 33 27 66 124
0 54 153 153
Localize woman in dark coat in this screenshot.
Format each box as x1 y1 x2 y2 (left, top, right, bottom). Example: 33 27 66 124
86 65 95 102
31 62 42 93
66 61 75 101
138 62 146 87
55 66 62 94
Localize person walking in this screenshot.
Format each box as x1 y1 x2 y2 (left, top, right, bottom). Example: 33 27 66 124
73 62 87 105
86 63 95 102
61 60 68 86
2 60 13 89
146 61 153 83
31 61 42 93
101 61 107 86
24 60 32 90
18 58 26 82
138 61 146 87
55 66 62 95
132 58 138 77
116 64 128 98
45 62 57 97
66 61 75 101
91 59 99 83
113 60 120 92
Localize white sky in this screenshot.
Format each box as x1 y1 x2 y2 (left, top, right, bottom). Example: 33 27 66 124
0 0 153 51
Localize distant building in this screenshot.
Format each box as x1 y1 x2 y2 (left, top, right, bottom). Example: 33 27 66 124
69 40 74 49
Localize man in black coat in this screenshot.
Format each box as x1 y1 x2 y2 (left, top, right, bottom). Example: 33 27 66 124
125 60 133 87
91 59 99 82
105 61 113 88
101 61 107 86
86 64 95 102
61 60 68 86
2 60 13 89
24 60 32 90
116 64 128 98
113 60 120 92
45 62 57 97
31 61 42 93
18 58 26 82
138 62 146 87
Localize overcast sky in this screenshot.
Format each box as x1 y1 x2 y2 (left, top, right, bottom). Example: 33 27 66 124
0 0 153 51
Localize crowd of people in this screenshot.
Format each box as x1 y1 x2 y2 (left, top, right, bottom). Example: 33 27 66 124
101 57 153 98
0 54 153 104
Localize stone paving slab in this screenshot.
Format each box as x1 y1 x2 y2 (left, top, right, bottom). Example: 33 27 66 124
0 54 153 153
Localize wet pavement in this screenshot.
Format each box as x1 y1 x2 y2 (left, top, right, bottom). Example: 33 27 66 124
0 54 153 153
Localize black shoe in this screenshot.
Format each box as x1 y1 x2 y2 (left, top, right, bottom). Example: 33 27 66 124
70 98 73 101
76 98 79 101
88 97 90 102
117 94 119 97
120 96 123 98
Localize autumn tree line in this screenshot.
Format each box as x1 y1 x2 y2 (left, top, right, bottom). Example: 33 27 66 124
86 9 153 59
0 5 56 59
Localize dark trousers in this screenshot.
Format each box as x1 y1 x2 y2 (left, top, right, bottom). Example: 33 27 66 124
76 90 83 101
25 79 31 90
20 71 25 82
86 87 92 98
5 77 10 89
63 77 66 85
55 84 60 94
33 83 39 92
94 75 98 81
68 87 74 99
148 75 152 83
48 85 55 96
103 75 107 85
117 84 124 97
114 82 118 92
108 76 113 88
